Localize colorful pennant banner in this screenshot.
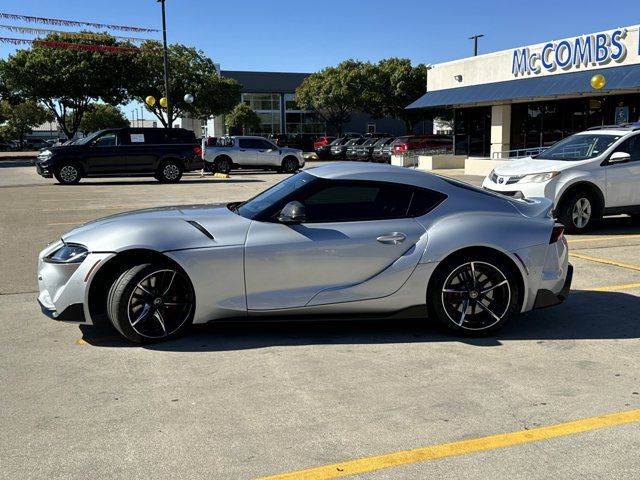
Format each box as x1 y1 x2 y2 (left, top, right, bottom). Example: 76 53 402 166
0 36 159 53
0 24 152 43
0 12 158 32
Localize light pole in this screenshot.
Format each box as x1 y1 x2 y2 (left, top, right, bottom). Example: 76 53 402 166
157 0 171 127
469 34 484 56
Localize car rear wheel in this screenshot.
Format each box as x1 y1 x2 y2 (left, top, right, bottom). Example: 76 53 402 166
280 156 299 173
215 156 232 174
107 263 195 344
157 160 183 183
53 162 82 185
428 254 521 335
558 190 596 233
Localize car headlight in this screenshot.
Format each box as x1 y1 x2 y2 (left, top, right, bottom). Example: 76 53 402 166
38 150 53 161
44 244 88 264
521 171 560 183
488 169 498 182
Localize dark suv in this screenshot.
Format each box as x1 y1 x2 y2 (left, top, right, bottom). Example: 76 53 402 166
35 128 203 185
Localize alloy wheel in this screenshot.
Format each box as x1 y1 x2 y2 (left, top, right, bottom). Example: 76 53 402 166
283 158 298 173
127 269 193 339
60 165 78 183
572 198 592 229
163 164 180 181
441 261 511 331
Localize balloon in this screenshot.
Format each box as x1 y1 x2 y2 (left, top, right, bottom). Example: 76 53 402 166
590 74 606 90
145 95 156 106
184 93 194 104
159 97 168 108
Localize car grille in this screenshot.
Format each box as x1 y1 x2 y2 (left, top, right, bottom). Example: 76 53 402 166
490 172 524 185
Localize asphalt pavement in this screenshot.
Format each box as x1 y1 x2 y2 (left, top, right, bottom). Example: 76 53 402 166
0 161 639 479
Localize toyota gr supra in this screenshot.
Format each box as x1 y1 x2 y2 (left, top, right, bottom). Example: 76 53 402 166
37 163 572 343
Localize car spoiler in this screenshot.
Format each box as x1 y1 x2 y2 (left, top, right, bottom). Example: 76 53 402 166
509 196 554 219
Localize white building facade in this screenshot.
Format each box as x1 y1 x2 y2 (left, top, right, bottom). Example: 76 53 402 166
409 25 640 158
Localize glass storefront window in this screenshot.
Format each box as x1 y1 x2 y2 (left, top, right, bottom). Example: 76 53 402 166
454 107 491 157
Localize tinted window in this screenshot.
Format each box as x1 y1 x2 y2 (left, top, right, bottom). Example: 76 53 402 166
257 139 277 150
239 139 262 149
93 132 118 147
612 135 640 162
407 189 447 216
300 182 415 222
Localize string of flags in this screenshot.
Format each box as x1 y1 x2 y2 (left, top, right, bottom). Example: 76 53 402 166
0 12 160 53
0 12 158 32
0 37 159 53
0 24 152 43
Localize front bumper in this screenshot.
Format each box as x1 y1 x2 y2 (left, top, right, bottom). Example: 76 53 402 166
35 162 53 178
534 264 573 309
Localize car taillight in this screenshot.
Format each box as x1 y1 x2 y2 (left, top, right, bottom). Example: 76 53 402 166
550 224 565 243
194 146 202 157
394 144 408 152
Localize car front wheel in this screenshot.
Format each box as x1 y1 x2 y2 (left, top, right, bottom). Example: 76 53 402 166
107 263 195 343
558 191 596 233
428 254 521 335
280 156 299 173
54 162 82 185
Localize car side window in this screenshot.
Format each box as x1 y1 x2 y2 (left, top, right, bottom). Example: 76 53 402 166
612 135 640 162
258 140 277 150
93 133 118 147
298 182 416 223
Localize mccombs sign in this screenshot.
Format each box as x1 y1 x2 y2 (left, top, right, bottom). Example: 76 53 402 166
512 28 629 76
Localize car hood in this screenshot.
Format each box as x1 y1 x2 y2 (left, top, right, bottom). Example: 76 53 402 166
61 203 252 252
493 158 581 175
280 147 302 154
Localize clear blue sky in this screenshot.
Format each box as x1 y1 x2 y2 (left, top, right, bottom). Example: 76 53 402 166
0 0 638 117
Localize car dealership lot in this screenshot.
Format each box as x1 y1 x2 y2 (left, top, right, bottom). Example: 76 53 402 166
1 161 639 479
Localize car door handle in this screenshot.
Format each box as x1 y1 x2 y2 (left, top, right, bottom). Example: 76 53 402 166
376 233 406 245
239 149 246 152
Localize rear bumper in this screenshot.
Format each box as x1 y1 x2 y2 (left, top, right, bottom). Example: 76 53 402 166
533 264 573 309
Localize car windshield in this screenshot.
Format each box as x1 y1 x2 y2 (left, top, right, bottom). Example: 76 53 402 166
234 172 314 219
536 134 623 161
75 131 104 145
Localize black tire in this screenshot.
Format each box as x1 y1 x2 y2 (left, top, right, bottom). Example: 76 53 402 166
53 161 82 185
280 156 299 173
107 263 195 344
557 190 597 233
215 156 232 174
156 159 183 183
428 252 521 336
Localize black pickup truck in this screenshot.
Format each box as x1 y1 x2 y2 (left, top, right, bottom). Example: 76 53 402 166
35 127 203 184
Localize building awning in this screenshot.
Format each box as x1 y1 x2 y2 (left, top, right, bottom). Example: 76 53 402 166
407 64 640 109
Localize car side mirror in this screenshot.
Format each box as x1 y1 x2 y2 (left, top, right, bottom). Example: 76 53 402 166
277 201 306 224
609 151 631 164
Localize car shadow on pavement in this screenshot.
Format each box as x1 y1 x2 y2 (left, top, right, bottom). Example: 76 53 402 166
77 290 639 351
58 178 265 186
587 216 640 235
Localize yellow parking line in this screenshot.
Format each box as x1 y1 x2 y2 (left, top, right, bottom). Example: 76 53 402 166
256 409 640 480
568 234 640 244
569 252 640 272
588 282 640 292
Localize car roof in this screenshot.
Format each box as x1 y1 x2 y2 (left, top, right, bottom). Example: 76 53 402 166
304 162 452 190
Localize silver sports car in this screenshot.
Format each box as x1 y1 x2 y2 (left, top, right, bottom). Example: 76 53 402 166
37 163 572 343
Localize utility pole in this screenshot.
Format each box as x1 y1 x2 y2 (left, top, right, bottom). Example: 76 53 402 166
158 0 171 127
469 34 484 56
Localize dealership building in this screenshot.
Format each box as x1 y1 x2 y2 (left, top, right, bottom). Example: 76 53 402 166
408 25 640 158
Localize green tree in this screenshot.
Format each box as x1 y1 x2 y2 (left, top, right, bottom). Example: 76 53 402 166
79 103 129 134
0 100 53 145
225 103 260 134
0 33 139 139
131 41 241 128
296 60 369 136
362 58 429 133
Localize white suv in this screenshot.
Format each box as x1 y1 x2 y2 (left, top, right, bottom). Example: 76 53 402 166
482 125 640 232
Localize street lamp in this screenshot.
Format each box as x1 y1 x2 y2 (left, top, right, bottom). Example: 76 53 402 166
157 0 171 126
469 34 484 56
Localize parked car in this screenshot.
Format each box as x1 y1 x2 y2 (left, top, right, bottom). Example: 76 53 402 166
36 163 571 343
391 135 453 155
35 128 203 185
313 136 336 153
483 125 640 233
372 138 397 163
357 137 394 162
204 136 304 173
25 138 50 150
268 133 316 152
0 142 17 151
317 137 346 159
345 137 370 160
330 137 356 159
